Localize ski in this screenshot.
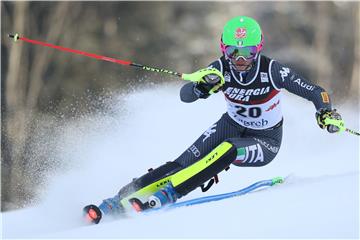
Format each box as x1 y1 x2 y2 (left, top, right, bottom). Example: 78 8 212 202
162 176 284 210
83 176 284 224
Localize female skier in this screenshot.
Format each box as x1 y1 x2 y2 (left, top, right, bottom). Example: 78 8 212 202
84 16 342 224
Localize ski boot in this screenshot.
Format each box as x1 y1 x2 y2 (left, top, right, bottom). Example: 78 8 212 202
98 194 124 215
129 183 180 212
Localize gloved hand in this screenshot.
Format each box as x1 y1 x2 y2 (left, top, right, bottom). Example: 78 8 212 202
194 74 222 98
316 108 344 133
182 68 225 98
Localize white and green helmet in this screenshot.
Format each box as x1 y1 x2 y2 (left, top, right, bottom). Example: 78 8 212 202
220 16 264 59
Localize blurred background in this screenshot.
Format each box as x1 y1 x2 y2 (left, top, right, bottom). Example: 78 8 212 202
1 1 359 212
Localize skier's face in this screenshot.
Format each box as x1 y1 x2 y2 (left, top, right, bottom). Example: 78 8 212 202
230 57 254 71
224 45 258 71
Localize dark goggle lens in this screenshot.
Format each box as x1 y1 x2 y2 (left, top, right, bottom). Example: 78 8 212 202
225 46 258 60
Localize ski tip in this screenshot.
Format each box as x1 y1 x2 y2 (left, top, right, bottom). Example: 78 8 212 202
271 176 285 186
83 204 102 224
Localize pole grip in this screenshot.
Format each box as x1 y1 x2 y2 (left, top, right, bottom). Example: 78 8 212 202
324 118 346 132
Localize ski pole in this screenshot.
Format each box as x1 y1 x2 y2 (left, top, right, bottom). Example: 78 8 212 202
8 33 182 77
324 117 360 136
7 33 225 86
345 128 360 136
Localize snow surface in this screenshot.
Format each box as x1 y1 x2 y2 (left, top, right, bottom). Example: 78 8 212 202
1 83 359 239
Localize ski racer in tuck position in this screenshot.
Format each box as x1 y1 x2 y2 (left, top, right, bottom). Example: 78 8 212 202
83 16 343 223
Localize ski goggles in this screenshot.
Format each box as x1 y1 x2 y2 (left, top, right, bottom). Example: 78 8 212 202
224 46 258 60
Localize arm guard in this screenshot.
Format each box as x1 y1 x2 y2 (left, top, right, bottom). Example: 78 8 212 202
179 63 225 103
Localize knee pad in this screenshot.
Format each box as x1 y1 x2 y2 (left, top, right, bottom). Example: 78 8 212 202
171 141 237 196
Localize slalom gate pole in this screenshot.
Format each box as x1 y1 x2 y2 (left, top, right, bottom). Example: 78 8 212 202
8 33 182 78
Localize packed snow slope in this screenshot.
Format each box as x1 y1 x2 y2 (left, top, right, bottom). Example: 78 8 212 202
2 83 359 239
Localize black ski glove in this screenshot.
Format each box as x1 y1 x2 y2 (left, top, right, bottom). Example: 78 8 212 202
194 74 222 99
316 108 343 133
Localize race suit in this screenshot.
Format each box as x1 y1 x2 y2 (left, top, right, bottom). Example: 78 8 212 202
176 54 332 169
102 54 333 212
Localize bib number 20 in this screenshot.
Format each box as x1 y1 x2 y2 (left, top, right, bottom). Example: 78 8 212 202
236 106 261 118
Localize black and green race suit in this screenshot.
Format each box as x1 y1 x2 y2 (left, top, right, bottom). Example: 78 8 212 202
100 54 332 213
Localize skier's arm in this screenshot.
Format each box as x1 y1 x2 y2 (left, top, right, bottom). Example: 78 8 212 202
270 61 332 111
180 82 200 103
180 60 224 103
270 61 342 133
180 76 221 103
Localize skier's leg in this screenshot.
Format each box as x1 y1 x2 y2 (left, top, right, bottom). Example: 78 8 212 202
228 123 283 167
99 141 237 212
165 122 282 199
99 113 242 213
91 116 283 218
129 141 238 210
99 161 182 213
160 120 283 207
